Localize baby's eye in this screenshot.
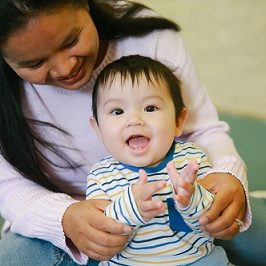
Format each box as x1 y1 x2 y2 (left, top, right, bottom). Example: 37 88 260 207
144 105 158 112
111 108 124 115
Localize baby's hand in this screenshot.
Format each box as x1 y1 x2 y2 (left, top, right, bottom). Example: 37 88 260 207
167 161 198 208
132 169 166 221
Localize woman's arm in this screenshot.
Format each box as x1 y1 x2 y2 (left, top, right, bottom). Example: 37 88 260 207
0 156 129 264
62 199 131 262
153 30 250 238
0 165 82 263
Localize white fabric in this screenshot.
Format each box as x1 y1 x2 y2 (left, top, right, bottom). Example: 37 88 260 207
0 29 250 265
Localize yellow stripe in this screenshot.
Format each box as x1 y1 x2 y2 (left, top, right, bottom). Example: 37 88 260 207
135 227 172 237
173 156 201 165
96 171 132 182
123 255 198 265
122 191 135 223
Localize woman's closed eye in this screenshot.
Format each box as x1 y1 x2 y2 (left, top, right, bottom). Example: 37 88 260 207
26 60 45 70
25 38 79 70
64 36 79 48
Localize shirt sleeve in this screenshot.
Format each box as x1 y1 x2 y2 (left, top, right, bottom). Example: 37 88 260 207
176 183 214 235
0 155 87 265
104 185 146 228
87 173 145 228
153 30 251 230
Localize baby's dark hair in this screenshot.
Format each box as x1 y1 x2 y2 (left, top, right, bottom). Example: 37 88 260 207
92 55 185 122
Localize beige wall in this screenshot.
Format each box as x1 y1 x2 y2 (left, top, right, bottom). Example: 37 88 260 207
135 0 266 119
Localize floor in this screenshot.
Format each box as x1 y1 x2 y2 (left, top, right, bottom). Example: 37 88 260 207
137 0 266 120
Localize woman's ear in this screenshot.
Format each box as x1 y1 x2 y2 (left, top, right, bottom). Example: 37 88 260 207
175 108 188 137
89 116 103 143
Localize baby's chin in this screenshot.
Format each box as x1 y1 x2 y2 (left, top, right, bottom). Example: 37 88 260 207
121 157 162 168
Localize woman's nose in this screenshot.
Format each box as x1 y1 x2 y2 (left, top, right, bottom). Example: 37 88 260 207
49 53 77 79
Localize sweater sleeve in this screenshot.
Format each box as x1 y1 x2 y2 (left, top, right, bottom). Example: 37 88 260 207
176 183 214 235
153 30 251 230
0 155 88 265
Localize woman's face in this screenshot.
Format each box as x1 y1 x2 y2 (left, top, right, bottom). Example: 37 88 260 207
2 6 100 90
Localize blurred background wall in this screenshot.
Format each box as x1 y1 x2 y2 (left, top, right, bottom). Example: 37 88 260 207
136 0 266 119
136 0 266 190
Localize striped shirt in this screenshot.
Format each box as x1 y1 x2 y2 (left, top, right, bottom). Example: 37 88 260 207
86 141 215 266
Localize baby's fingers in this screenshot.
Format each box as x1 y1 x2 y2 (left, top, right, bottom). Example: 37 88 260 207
181 161 198 183
137 169 148 185
140 201 166 221
141 180 166 201
141 200 164 212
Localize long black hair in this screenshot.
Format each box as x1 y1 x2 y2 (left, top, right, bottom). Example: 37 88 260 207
0 0 180 190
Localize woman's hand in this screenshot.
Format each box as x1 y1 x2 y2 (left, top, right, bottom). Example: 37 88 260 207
198 173 246 239
62 199 132 261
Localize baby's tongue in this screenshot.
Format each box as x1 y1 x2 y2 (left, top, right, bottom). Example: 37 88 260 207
128 136 148 149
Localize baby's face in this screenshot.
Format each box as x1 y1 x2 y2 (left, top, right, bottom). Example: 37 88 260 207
94 74 178 167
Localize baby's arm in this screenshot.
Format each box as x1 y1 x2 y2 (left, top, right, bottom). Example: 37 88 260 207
167 160 214 232
167 161 198 209
104 169 166 228
87 170 166 229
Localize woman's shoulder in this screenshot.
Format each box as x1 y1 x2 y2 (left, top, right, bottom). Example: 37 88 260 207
111 29 184 63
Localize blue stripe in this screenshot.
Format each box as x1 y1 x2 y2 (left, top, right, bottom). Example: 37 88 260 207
118 197 131 225
128 186 143 224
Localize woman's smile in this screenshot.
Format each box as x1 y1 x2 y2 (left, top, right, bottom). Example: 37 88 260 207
2 6 100 90
55 60 86 85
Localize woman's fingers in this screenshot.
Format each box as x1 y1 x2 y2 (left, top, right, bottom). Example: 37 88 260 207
198 173 246 239
62 199 130 260
89 200 132 234
81 225 129 260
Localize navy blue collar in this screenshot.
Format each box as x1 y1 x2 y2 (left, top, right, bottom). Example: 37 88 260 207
121 142 175 174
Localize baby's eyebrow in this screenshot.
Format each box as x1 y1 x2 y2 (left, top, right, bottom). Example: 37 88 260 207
141 95 164 102
103 98 123 107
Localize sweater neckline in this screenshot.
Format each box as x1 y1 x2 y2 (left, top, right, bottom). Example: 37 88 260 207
81 41 116 91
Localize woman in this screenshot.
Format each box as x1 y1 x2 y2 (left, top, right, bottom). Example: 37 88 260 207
0 0 249 265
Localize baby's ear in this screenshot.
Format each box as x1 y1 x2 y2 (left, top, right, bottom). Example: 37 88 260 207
175 108 188 137
89 116 103 143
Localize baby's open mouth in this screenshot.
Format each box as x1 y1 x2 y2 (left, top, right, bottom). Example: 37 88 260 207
127 135 149 150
